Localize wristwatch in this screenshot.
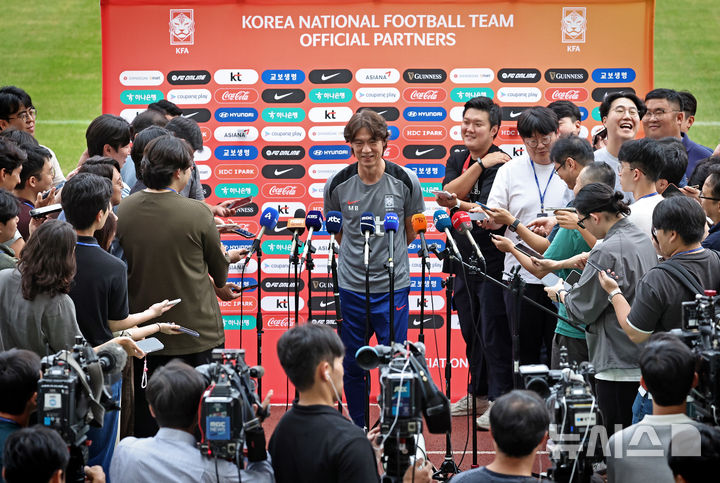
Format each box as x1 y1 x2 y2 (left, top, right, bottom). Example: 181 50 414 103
608 288 623 303
477 158 486 170
508 219 520 232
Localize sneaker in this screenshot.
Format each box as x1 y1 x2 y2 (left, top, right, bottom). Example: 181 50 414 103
476 401 494 430
451 394 490 417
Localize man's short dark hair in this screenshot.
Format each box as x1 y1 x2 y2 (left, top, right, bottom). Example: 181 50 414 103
645 88 683 112
166 116 203 152
618 138 665 182
489 390 549 458
16 144 50 190
2 426 69 483
0 128 38 147
547 100 581 122
517 106 558 139
668 424 720 483
652 195 707 245
580 161 617 188
61 173 113 231
704 165 720 200
277 324 344 392
344 109 389 147
79 155 120 180
656 137 688 185
147 99 183 117
85 114 131 157
678 91 697 117
0 86 33 121
130 109 168 138
146 359 206 429
598 91 646 119
140 135 193 190
689 156 720 189
463 96 501 134
0 188 19 224
130 126 170 180
0 349 41 415
550 135 594 166
0 137 26 174
640 333 696 406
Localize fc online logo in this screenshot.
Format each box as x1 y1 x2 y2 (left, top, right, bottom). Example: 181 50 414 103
561 7 586 43
170 9 195 46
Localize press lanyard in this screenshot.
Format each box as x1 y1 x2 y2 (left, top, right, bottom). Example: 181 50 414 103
637 192 659 200
673 247 703 257
530 159 554 213
76 241 100 247
164 188 177 193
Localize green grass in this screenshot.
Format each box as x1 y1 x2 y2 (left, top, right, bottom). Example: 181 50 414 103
0 0 718 175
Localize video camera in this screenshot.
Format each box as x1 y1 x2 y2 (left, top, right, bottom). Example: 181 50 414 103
356 341 450 482
671 291 720 425
520 348 602 483
37 336 127 483
195 349 266 466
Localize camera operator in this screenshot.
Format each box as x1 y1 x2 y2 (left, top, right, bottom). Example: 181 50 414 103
544 183 658 431
269 324 432 483
598 196 720 422
3 426 105 483
109 359 273 482
450 390 549 482
0 349 105 483
606 333 703 483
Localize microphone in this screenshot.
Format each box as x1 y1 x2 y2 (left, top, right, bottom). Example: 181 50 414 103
325 211 343 269
452 211 484 261
97 343 128 376
244 207 279 264
383 213 399 269
300 210 324 269
287 208 306 263
360 212 375 267
411 213 429 257
433 209 462 261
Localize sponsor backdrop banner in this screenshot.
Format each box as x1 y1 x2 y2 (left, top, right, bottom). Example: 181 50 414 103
102 0 654 401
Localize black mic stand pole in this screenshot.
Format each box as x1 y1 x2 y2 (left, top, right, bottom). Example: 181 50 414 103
255 245 264 397
290 235 302 328
305 244 316 324
417 240 429 345
329 243 344 413
364 242 372 431
386 252 395 346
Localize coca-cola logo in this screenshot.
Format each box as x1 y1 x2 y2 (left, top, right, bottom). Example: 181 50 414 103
266 316 303 329
544 87 588 102
214 88 259 104
261 183 306 198
402 88 447 103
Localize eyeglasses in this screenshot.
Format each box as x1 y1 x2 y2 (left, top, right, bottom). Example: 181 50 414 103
699 194 720 202
524 135 553 148
7 107 37 123
612 106 639 117
577 213 591 229
642 109 679 120
651 226 659 244
554 158 568 175
618 163 645 176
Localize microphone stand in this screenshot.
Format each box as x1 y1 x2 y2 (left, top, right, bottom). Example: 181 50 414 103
329 241 344 413
417 239 430 345
306 244 315 325
364 240 371 430
386 251 395 346
290 234 302 328
255 245 264 397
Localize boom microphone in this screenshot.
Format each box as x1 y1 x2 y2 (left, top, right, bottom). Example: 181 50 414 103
360 212 375 267
452 211 484 261
433 209 462 261
97 343 128 376
325 211 343 269
300 210 323 269
411 213 429 256
244 207 279 264
383 213 399 270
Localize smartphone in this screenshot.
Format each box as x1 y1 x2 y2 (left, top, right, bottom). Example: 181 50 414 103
662 183 682 198
29 204 63 218
226 197 252 210
136 337 164 354
515 243 544 260
172 325 200 337
565 270 582 285
547 207 577 213
541 272 572 291
476 201 491 211
167 298 181 307
231 227 255 239
468 211 487 221
432 190 454 200
584 259 606 274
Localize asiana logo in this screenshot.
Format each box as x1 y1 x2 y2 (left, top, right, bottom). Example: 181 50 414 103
170 9 195 46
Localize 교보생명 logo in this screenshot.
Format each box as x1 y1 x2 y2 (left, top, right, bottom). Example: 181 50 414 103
561 7 587 43
170 9 195 46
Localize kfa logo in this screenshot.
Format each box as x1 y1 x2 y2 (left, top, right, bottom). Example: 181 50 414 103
561 7 587 43
170 9 195 46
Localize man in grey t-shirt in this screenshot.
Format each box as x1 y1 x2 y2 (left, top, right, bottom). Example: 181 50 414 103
323 110 425 427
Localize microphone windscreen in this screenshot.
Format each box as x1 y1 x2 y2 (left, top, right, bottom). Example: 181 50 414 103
325 211 343 234
355 346 380 370
451 211 472 233
411 213 427 233
360 212 375 234
97 343 128 376
287 208 307 234
383 212 399 232
433 209 451 232
305 210 324 230
259 207 280 229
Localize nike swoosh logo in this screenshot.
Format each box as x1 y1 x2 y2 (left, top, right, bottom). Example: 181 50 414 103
274 92 294 100
377 110 388 115
347 200 360 205
509 111 522 118
415 148 434 156
412 317 433 326
319 300 335 308
182 111 198 119
396 304 407 311
321 72 340 81
274 168 293 176
274 225 287 233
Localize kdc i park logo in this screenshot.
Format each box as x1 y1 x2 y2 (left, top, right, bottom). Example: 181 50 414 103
170 9 195 45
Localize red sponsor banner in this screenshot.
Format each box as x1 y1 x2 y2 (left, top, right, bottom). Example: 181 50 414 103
215 164 258 179
200 126 211 142
214 88 259 104
544 87 589 102
219 297 258 313
261 183 306 198
384 143 399 159
402 125 447 141
402 87 447 103
498 124 521 141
